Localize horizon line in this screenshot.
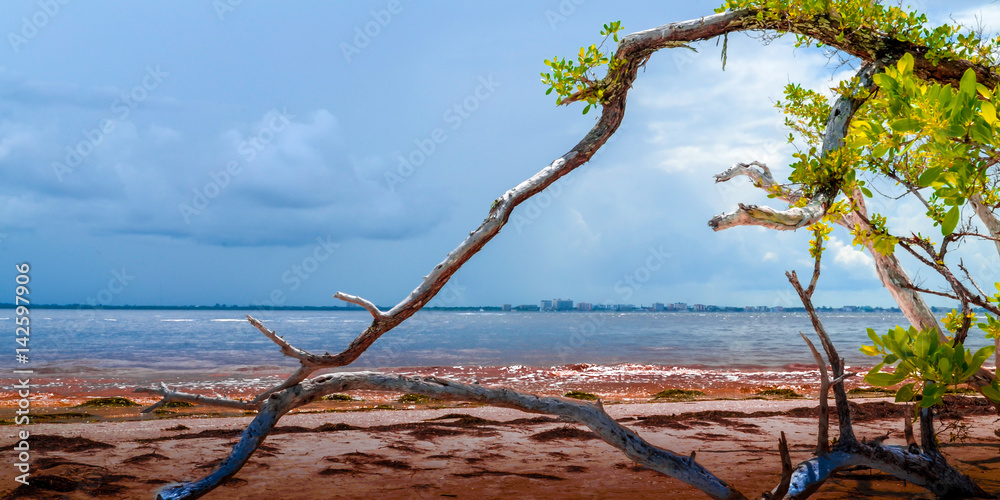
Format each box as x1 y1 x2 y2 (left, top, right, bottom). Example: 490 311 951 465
0 303 931 312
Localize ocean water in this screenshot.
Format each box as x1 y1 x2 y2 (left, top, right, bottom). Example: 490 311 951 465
3 308 995 374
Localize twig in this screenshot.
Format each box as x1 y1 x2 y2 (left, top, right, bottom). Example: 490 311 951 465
801 332 831 455
333 292 384 319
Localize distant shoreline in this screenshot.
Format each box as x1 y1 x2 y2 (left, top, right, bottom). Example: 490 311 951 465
0 303 928 313
9 304 992 313
0 303 985 313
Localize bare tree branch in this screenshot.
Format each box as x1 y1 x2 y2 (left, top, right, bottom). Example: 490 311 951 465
958 260 989 298
134 383 254 413
781 269 988 499
332 292 384 319
787 270 856 444
904 408 919 453
713 161 802 204
800 332 830 455
970 193 1000 257
711 61 876 232
709 200 829 232
765 431 793 500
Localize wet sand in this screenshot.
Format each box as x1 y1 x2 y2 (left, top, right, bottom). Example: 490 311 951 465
0 363 888 408
2 396 999 499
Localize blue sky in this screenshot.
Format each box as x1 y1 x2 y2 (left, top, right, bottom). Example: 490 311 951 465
2 0 999 309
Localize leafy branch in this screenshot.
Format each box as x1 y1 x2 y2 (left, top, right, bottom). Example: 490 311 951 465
540 21 626 114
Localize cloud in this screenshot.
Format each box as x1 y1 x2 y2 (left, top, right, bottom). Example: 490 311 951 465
0 71 118 109
949 4 1000 34
828 236 877 279
569 208 601 249
0 108 453 246
763 251 778 262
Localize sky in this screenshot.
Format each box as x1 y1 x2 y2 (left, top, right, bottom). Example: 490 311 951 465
2 0 1000 309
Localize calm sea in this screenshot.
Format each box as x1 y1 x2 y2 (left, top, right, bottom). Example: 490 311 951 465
3 309 994 374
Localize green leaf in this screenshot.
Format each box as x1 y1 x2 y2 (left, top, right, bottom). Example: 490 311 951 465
867 328 883 348
981 101 997 125
942 206 960 235
973 344 996 360
915 334 929 358
983 382 1000 403
945 124 967 138
847 134 871 149
972 121 993 144
860 345 881 356
866 372 904 387
895 383 915 402
921 382 948 407
896 53 914 74
918 166 942 187
960 68 978 97
860 186 873 198
891 118 922 133
937 356 952 377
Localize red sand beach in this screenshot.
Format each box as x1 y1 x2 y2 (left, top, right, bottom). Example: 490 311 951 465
1 365 999 499
1 398 999 499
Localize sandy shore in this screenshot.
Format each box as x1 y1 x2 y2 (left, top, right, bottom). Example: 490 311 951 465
2 396 999 499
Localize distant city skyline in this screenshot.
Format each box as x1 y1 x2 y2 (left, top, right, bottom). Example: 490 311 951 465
6 295 958 314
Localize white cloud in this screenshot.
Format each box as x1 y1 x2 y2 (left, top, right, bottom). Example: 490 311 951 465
828 236 877 279
569 208 601 249
950 4 1000 34
147 124 181 144
763 251 778 262
0 122 35 160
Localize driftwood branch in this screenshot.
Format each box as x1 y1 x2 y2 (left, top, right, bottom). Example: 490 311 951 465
332 292 384 319
970 193 1000 257
134 383 254 412
764 432 793 500
800 332 830 455
714 161 802 205
787 271 855 444
154 372 747 500
780 269 988 499
710 61 876 232
708 200 828 232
